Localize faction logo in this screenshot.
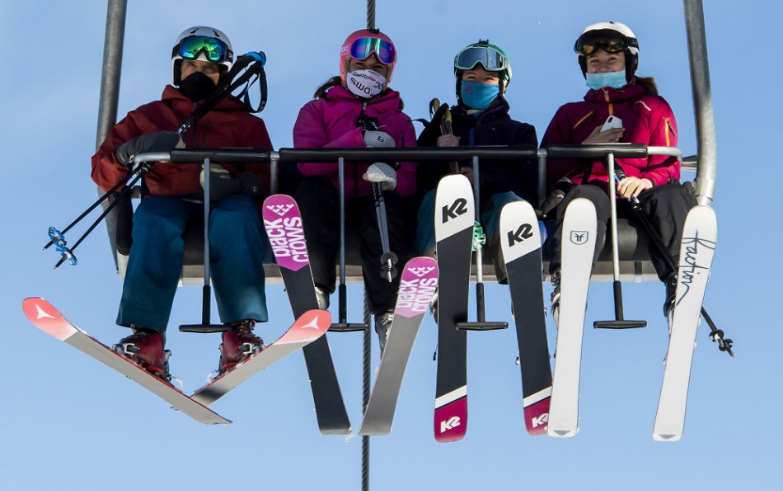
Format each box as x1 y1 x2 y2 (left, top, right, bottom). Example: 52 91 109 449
570 231 589 245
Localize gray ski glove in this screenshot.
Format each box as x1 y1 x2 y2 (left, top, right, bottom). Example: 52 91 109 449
115 131 184 166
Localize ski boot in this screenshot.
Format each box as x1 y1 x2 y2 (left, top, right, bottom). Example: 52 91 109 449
375 311 394 354
314 285 330 310
113 327 171 382
550 270 561 326
663 273 677 330
217 320 265 375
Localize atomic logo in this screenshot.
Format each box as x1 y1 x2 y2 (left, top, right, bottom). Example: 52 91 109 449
266 204 294 217
410 267 435 278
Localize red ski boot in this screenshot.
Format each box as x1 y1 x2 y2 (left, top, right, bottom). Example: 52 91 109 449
113 327 171 382
217 320 265 375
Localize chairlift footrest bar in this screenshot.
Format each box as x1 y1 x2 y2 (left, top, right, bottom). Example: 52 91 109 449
179 324 232 333
456 321 509 331
593 320 647 329
329 323 370 333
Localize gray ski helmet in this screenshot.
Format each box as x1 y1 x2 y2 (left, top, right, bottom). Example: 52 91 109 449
453 40 512 99
574 21 639 81
171 26 234 85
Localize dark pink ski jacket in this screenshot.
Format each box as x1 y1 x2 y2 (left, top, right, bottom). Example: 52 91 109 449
294 85 417 199
541 81 679 191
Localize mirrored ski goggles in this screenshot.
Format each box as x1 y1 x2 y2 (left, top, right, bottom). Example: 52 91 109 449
349 37 396 65
454 45 507 72
574 31 638 56
176 35 230 62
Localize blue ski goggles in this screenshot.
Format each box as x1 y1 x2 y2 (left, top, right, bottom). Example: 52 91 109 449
454 45 508 72
349 37 396 65
574 30 638 56
175 35 231 63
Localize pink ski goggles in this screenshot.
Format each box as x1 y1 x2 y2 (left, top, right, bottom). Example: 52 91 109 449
348 37 396 65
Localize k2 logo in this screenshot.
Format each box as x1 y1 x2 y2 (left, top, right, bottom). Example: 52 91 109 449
507 223 533 247
570 231 589 245
442 198 468 223
267 204 294 217
439 416 461 433
410 267 435 277
531 412 549 428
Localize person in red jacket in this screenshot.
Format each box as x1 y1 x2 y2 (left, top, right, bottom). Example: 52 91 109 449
292 28 417 352
540 21 696 324
91 26 273 380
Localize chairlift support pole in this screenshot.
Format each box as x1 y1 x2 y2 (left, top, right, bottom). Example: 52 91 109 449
684 0 717 205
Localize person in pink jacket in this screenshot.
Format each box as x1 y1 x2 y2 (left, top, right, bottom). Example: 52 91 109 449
293 28 417 351
540 21 696 323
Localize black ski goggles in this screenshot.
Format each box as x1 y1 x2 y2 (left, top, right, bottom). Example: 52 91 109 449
574 30 638 56
454 45 507 72
175 35 231 63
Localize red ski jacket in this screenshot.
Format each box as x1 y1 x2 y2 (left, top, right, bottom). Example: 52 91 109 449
92 86 272 198
294 85 417 199
541 81 679 191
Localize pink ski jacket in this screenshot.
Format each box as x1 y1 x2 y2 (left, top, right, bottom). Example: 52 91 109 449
541 81 679 190
294 85 417 199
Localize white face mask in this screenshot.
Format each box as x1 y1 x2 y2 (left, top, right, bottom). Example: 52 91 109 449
345 69 387 99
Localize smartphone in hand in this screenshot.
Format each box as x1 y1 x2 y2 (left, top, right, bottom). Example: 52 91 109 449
601 115 623 132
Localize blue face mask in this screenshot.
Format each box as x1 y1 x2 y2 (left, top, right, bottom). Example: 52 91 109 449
585 69 627 90
460 81 500 111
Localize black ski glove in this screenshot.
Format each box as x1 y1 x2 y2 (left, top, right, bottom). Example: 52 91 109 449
115 131 183 167
417 103 450 146
537 177 572 220
200 164 265 201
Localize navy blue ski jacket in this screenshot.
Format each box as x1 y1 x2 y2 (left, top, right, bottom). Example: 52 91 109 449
417 96 538 204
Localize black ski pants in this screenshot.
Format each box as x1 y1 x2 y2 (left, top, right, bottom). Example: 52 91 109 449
294 176 412 314
548 183 696 281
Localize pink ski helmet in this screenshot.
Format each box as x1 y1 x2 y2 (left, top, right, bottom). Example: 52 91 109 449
339 28 397 84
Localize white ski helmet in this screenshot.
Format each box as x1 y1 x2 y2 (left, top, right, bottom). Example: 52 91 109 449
574 21 639 81
171 26 234 85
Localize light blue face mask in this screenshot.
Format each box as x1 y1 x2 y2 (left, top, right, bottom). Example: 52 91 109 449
460 81 500 111
585 69 627 90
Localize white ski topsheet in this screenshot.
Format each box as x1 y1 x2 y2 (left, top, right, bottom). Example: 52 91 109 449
500 200 542 262
548 198 597 438
653 205 717 441
434 174 475 242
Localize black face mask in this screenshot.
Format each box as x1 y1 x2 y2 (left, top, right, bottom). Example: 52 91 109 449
178 71 217 102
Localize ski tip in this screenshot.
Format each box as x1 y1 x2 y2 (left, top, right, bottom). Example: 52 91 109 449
434 395 468 443
652 432 682 442
523 396 551 436
547 426 579 438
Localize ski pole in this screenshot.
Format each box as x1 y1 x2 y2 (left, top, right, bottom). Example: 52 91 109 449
45 52 268 268
456 154 507 331
372 181 398 282
614 168 733 356
48 162 151 269
594 151 647 329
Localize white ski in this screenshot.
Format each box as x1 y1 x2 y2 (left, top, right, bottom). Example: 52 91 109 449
653 205 717 441
548 198 597 438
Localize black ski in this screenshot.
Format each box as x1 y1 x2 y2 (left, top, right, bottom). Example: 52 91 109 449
263 194 351 434
499 201 552 435
433 175 474 442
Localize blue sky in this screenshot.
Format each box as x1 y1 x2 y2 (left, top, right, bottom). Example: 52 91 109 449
2 0 782 489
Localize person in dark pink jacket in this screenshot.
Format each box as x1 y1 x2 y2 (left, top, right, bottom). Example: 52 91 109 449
293 28 417 351
540 21 696 323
